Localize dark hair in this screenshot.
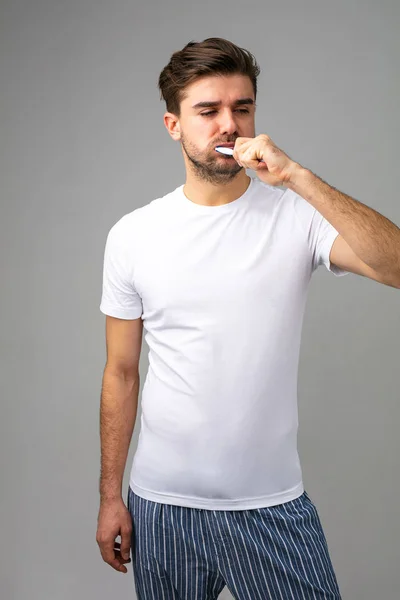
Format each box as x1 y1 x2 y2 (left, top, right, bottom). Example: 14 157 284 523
158 37 261 117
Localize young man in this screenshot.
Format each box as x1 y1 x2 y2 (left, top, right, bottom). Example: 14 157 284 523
96 38 400 599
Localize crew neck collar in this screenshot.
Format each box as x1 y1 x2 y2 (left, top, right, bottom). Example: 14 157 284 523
176 176 256 213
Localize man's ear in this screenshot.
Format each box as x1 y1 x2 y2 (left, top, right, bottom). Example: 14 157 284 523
164 112 181 141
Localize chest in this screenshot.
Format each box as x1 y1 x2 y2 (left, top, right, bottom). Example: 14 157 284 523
132 219 308 321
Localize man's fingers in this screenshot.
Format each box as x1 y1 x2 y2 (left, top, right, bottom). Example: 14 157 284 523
98 539 126 571
98 538 115 563
96 500 133 573
114 541 131 563
120 527 132 560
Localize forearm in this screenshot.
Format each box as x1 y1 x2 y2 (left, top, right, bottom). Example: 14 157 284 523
99 370 140 503
287 165 400 277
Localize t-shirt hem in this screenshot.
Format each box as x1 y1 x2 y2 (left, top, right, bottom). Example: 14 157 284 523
99 303 143 319
322 230 350 277
129 478 304 511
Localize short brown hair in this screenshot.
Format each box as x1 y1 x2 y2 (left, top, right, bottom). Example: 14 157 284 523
158 37 261 117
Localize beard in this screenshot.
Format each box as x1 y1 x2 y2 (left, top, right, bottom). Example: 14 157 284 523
180 132 243 185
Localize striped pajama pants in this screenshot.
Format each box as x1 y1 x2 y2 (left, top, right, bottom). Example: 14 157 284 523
126 486 342 599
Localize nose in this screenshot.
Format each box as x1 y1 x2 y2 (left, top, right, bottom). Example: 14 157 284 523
218 109 239 136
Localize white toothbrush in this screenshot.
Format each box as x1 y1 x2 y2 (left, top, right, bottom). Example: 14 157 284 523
215 146 265 163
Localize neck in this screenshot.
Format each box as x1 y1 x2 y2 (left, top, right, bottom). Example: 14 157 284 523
183 171 251 207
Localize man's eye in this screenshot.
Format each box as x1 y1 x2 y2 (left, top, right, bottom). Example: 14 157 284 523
201 109 249 117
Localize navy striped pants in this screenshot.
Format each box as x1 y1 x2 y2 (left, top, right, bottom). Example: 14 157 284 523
126 486 342 599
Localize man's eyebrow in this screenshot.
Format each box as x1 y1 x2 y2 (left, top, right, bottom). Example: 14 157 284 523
191 98 255 109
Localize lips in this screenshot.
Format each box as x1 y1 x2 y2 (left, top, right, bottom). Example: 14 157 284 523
215 143 235 148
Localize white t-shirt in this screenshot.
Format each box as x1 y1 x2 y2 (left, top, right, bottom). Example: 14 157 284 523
100 176 348 510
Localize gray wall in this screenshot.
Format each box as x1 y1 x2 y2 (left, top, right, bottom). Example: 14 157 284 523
1 1 399 598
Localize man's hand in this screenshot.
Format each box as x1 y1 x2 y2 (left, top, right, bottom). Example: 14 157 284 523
96 498 132 574
232 134 300 187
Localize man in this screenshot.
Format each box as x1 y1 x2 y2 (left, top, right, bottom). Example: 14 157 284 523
96 37 400 599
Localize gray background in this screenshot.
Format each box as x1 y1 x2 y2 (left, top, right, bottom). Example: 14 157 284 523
1 0 399 598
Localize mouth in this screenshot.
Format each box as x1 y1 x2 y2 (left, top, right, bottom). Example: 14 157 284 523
215 143 235 149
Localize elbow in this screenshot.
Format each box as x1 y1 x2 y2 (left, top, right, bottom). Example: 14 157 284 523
392 273 400 289
394 267 400 288
104 364 140 382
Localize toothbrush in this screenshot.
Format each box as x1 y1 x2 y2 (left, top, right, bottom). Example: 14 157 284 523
215 146 265 163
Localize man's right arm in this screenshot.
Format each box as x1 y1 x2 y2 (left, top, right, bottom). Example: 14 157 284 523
96 314 143 573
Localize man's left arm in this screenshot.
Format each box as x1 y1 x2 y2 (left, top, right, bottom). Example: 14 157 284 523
234 134 400 288
286 166 400 289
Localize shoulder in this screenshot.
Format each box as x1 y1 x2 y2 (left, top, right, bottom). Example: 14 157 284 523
107 188 174 241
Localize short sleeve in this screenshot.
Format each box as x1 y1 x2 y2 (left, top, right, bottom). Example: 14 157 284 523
286 188 350 277
99 222 143 319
